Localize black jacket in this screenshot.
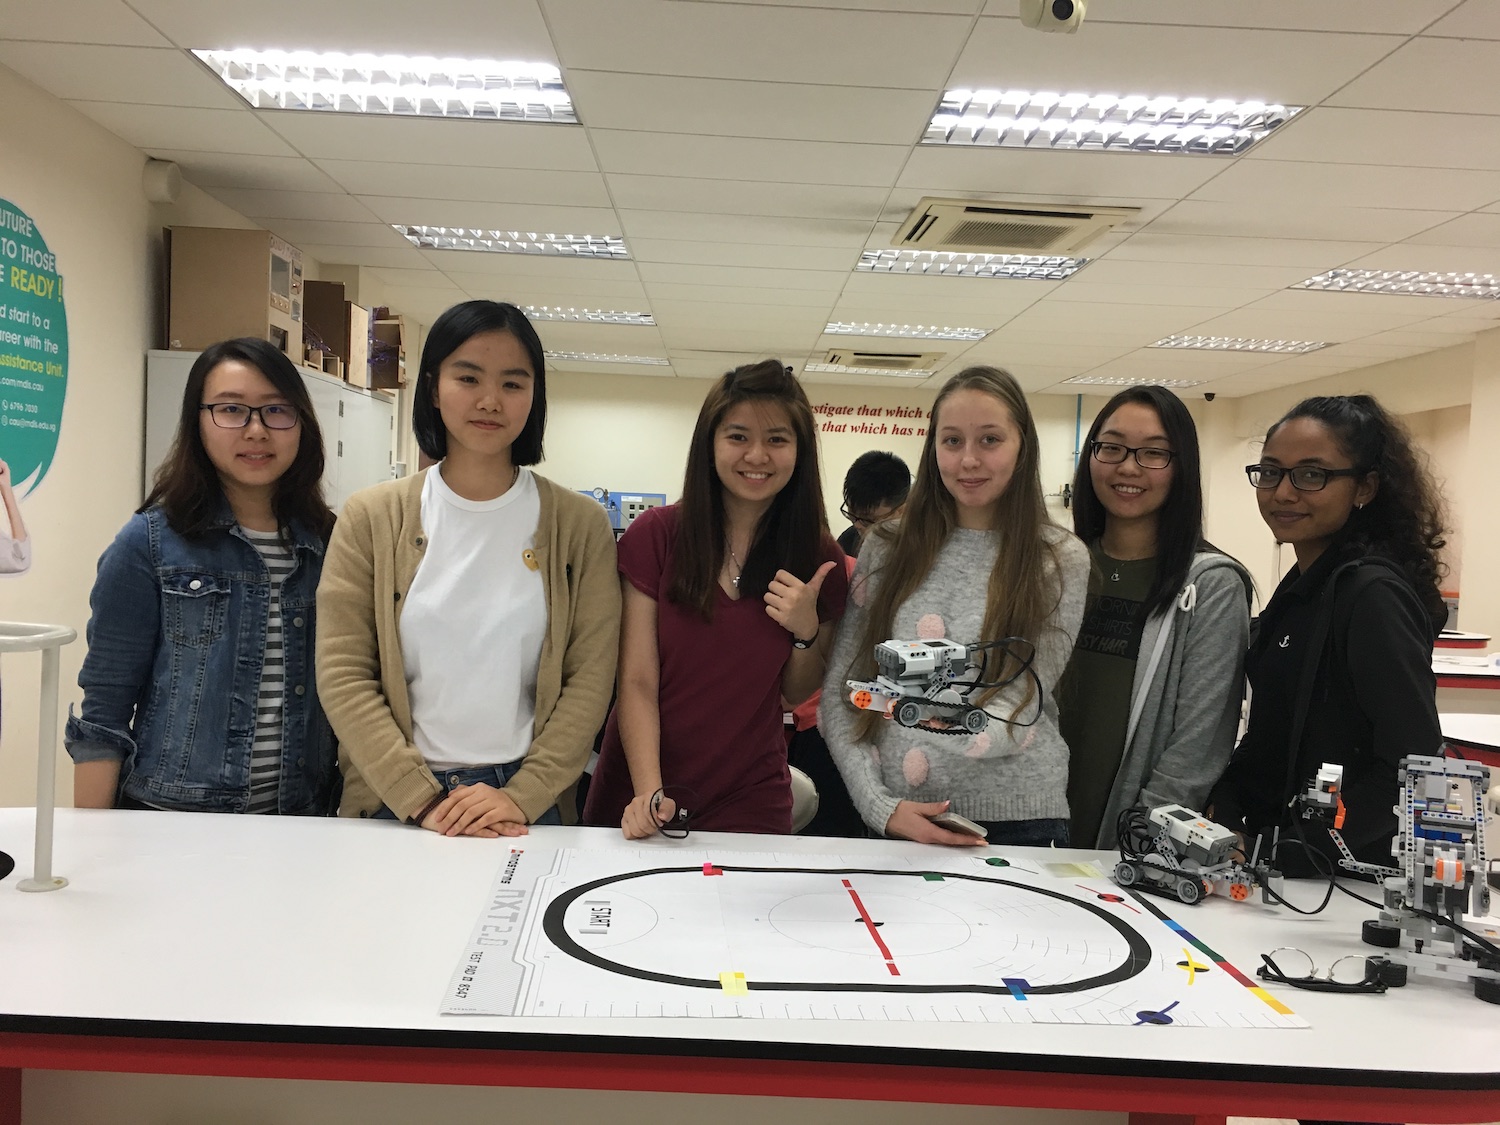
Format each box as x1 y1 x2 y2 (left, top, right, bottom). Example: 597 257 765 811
1209 540 1442 875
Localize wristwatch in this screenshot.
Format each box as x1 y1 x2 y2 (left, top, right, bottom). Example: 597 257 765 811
792 625 820 650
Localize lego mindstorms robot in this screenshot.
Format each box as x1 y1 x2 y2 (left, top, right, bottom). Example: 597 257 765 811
845 637 1041 735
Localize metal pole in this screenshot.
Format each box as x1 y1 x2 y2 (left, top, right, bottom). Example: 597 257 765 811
17 641 67 892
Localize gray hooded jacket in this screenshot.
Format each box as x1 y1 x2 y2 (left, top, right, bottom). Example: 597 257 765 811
1089 551 1254 848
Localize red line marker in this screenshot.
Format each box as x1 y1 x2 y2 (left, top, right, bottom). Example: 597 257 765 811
842 877 900 976
703 862 722 876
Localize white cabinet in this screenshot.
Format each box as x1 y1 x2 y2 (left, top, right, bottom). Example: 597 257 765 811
145 349 395 512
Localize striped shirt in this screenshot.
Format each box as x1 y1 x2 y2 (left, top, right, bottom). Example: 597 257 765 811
243 528 295 814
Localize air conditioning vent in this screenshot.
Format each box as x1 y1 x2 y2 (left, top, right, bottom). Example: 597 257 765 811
893 197 1138 255
823 349 943 371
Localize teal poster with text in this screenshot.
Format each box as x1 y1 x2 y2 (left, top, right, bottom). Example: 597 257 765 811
0 197 67 497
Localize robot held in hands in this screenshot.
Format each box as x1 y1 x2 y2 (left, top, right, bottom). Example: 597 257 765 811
844 636 1043 735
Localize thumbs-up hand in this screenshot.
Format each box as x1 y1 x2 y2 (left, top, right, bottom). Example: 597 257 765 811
765 559 836 644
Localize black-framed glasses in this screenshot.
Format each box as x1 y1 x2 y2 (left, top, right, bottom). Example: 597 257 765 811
200 403 300 430
1245 463 1363 492
1090 441 1174 469
839 504 894 530
1254 948 1386 994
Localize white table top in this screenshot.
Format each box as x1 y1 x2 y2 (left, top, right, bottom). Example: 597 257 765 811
1442 713 1500 752
1433 654 1500 679
1 809 1498 1088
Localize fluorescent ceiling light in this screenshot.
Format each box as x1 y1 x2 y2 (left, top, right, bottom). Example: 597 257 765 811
857 250 1087 281
1062 376 1206 388
825 321 990 341
1150 335 1331 355
395 226 628 258
193 49 575 122
925 90 1300 155
1295 269 1500 300
544 351 669 366
524 306 655 325
803 363 932 378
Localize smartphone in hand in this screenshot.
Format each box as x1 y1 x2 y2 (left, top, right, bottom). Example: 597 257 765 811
928 811 988 838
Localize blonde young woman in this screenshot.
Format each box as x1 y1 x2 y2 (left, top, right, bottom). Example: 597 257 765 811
820 366 1089 847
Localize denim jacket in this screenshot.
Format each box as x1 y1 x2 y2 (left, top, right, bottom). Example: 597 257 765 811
65 504 338 814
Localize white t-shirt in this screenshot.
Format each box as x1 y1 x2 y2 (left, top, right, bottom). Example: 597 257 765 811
401 465 546 770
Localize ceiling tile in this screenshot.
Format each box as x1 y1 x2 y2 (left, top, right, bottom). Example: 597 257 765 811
202 188 381 222
1183 307 1430 342
530 322 666 351
605 174 889 221
0 44 241 107
1328 37 1500 116
1250 107 1500 170
298 244 432 270
564 71 936 145
416 252 640 281
263 220 412 249
951 16 1403 104
838 270 1064 304
636 263 848 293
260 114 598 170
589 130 907 188
1427 0 1500 39
643 282 841 308
618 211 874 248
895 146 1223 200
1189 159 1500 214
545 0 972 88
126 0 558 57
1250 287 1491 317
628 239 859 272
0 0 171 45
1346 241 1500 275
1106 232 1383 269
356 196 618 233
1043 282 1272 309
66 101 296 155
1078 256 1321 290
446 274 648 302
1032 0 1457 33
315 161 611 207
549 360 676 379
1144 199 1463 244
1403 212 1500 250
364 267 462 290
149 151 345 192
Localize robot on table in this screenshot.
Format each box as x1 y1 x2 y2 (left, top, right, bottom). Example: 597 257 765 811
845 638 996 733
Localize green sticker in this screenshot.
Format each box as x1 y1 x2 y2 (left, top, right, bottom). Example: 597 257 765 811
985 857 1010 867
922 873 945 881
0 198 67 496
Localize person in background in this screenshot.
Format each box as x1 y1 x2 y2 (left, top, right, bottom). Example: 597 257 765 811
0 458 30 575
821 366 1089 847
317 300 619 836
584 360 848 838
66 338 337 813
1209 395 1447 873
1058 386 1253 849
836 450 911 558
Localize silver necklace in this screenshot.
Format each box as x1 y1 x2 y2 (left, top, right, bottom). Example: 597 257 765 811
727 545 743 588
1110 566 1120 582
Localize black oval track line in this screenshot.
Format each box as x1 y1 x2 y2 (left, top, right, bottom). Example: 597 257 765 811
540 865 1153 995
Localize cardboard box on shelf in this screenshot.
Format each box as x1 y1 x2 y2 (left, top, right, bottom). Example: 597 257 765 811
166 227 304 361
304 280 371 387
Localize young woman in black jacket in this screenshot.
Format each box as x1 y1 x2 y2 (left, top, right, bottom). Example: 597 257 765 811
1209 395 1448 874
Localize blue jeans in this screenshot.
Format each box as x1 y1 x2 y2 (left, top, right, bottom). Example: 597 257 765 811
372 760 562 825
975 817 1070 847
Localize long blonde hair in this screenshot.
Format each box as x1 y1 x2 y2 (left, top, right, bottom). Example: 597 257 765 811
850 366 1063 737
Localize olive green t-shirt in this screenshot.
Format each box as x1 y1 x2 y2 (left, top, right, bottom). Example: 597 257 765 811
1059 544 1157 847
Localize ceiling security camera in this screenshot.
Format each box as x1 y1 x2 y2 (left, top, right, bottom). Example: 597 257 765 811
1020 0 1086 33
1204 392 1216 402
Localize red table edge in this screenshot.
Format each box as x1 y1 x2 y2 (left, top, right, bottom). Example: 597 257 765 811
1436 639 1488 650
1436 674 1500 690
1 1034 1496 1123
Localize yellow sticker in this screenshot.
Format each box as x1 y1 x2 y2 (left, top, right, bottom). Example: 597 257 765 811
1043 861 1104 878
522 549 539 571
718 971 748 996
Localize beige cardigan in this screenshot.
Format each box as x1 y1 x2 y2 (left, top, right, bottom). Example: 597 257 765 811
316 469 621 822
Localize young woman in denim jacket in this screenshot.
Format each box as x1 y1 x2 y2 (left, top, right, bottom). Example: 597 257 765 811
66 338 338 814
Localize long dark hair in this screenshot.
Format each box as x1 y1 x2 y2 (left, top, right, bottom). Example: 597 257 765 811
1266 395 1448 623
411 300 547 464
669 360 830 619
144 338 334 541
1072 385 1212 617
851 365 1061 732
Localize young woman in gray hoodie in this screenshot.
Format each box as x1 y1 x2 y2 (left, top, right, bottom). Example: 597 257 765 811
1059 386 1254 849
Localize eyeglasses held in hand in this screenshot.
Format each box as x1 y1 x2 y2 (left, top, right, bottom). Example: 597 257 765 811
200 403 300 430
1090 441 1175 469
1244 463 1364 492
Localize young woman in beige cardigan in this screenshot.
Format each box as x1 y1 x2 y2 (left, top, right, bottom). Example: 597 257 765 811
316 301 619 837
